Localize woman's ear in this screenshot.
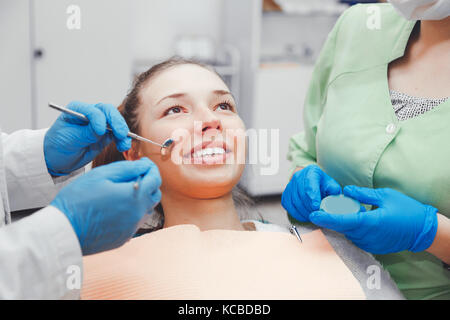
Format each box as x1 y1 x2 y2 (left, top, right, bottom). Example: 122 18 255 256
122 142 142 161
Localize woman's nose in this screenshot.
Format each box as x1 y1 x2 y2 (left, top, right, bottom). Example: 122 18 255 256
202 118 221 134
196 108 222 133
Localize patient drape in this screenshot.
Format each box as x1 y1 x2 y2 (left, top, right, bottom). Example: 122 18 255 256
82 225 365 299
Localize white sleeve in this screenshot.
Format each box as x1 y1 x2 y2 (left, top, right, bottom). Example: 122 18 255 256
0 206 82 299
2 129 81 211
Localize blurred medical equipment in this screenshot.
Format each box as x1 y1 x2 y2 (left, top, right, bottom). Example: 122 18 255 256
320 194 361 215
274 0 348 15
223 0 344 196
174 35 216 64
48 103 174 155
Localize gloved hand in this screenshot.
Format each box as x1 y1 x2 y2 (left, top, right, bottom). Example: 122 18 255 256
309 186 438 254
44 101 132 176
51 158 162 255
281 164 342 222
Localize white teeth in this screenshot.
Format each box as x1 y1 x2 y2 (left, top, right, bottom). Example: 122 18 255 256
192 147 225 158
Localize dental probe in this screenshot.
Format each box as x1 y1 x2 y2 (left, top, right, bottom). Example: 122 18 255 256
289 225 303 243
48 103 174 153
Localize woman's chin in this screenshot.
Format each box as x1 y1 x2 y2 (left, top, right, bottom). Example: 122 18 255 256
171 165 242 197
188 187 234 199
185 162 242 179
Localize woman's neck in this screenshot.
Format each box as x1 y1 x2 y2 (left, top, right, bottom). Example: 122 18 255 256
161 191 245 231
417 16 450 48
388 17 450 98
418 17 450 47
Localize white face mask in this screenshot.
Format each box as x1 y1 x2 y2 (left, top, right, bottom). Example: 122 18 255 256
388 0 450 20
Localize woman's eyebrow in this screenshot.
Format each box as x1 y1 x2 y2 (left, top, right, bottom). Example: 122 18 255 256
156 93 187 105
213 90 235 100
156 90 234 105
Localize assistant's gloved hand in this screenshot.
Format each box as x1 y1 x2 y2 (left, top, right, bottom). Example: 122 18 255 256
44 101 132 176
281 164 342 222
51 158 162 255
309 186 438 254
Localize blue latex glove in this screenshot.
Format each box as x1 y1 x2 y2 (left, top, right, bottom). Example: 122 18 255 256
281 164 342 222
51 158 162 255
309 186 438 254
44 101 132 176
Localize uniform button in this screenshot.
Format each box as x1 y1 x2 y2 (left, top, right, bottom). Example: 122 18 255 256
386 123 396 134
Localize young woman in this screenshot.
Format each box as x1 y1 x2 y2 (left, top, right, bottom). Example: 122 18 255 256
93 58 257 233
88 58 402 299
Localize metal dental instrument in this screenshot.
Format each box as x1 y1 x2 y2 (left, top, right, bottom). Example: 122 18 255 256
48 103 175 154
289 225 303 243
134 175 143 191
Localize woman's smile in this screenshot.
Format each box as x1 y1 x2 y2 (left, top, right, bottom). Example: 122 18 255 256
183 139 232 165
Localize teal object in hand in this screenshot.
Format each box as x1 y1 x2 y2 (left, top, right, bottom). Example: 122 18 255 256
320 194 360 214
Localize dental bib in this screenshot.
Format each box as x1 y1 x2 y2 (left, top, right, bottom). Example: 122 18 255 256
82 225 365 299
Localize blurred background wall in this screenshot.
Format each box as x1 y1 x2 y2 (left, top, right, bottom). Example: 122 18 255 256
131 0 224 61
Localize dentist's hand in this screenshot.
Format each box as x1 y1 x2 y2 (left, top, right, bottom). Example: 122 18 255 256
44 101 132 176
281 165 342 222
309 186 438 254
51 158 162 255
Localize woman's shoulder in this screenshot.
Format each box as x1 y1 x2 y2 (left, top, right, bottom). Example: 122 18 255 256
337 3 408 30
330 3 416 73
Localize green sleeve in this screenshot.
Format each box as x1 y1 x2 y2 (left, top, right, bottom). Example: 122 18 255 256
287 9 349 177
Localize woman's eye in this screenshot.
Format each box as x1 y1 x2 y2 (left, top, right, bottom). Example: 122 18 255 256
165 106 183 116
216 103 233 111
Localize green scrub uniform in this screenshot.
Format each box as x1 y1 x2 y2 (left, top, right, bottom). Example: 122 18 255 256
287 3 450 299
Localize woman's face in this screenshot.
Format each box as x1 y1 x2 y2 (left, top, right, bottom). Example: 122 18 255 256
128 64 246 199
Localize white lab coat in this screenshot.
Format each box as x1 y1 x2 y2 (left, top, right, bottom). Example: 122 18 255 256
0 127 82 299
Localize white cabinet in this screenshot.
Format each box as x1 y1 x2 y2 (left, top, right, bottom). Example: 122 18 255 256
0 0 133 131
32 0 132 129
0 0 33 133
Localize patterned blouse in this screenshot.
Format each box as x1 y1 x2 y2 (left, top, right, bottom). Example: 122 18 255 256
390 90 449 121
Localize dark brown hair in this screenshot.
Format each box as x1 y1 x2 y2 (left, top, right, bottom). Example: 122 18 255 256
93 57 256 232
